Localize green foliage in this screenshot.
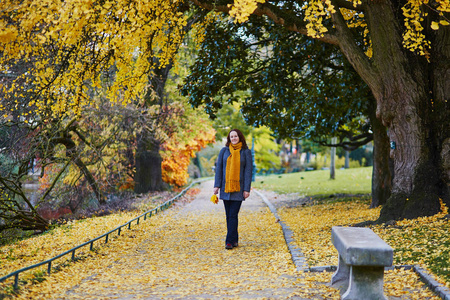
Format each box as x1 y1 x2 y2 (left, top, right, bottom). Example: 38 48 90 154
210 102 252 141
30 270 47 284
181 13 373 145
199 155 217 177
251 127 281 170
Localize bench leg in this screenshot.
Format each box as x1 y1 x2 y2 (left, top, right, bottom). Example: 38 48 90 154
331 254 350 290
342 266 387 300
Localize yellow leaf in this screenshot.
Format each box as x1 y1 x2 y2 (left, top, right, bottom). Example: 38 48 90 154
431 21 439 30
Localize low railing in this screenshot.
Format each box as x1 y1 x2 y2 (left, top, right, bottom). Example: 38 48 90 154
0 180 202 290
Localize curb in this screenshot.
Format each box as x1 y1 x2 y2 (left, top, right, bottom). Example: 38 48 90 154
308 265 450 300
253 189 308 271
413 265 450 300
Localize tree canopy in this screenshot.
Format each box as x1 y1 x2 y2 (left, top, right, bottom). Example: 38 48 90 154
189 0 450 220
0 1 216 232
181 13 373 149
1 0 449 223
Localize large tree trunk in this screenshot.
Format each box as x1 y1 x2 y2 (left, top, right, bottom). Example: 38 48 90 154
368 2 449 221
134 135 166 193
332 0 450 220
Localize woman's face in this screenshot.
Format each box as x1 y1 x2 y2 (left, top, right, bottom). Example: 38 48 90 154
230 131 240 145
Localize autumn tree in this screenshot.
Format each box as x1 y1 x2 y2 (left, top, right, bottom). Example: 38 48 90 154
189 0 450 221
0 1 213 194
0 1 217 233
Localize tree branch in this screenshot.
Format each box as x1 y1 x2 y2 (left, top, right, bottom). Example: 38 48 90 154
315 131 373 151
333 0 364 11
190 0 340 45
330 0 381 94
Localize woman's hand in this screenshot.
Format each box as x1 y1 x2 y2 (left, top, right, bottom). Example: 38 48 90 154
243 191 250 199
213 187 219 194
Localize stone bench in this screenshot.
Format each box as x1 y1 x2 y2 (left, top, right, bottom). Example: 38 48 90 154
331 226 393 300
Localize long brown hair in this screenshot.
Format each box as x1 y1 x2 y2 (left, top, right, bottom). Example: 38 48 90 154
226 129 248 149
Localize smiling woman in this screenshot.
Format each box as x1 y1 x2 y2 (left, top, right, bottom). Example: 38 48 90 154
213 129 253 249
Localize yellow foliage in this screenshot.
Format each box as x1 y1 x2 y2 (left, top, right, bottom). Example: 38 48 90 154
228 0 266 23
210 194 219 204
0 0 188 119
303 0 335 38
401 0 431 58
1 201 311 299
191 12 222 50
0 211 144 283
227 0 448 59
1 190 441 298
340 8 372 58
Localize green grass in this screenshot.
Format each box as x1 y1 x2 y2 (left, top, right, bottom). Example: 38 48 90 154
253 167 372 196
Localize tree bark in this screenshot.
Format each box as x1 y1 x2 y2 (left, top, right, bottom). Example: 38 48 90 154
133 62 172 194
368 101 392 208
327 0 450 220
344 151 349 169
341 0 449 220
53 135 105 204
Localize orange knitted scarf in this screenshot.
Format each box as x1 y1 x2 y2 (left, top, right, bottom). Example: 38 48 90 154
225 142 242 193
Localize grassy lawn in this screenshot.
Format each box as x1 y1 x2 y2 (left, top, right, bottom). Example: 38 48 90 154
253 166 372 195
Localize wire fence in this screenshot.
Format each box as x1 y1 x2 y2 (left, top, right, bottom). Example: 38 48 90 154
0 180 202 290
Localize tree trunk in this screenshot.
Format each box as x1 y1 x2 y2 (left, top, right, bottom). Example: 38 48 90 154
132 63 172 194
344 151 349 169
368 101 392 208
330 137 337 179
332 0 449 220
134 135 166 193
369 3 448 220
55 135 105 204
73 157 104 204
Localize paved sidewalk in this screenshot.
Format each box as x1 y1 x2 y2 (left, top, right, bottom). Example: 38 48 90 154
55 180 314 299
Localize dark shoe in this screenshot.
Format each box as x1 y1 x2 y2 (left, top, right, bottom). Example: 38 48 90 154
233 242 238 248
225 243 233 249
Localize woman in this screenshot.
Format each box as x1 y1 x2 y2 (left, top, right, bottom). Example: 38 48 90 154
213 129 252 249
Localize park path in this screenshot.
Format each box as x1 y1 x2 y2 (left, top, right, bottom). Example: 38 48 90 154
15 180 443 300
48 180 318 299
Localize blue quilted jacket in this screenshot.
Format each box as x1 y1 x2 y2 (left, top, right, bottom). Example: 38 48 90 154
214 147 252 201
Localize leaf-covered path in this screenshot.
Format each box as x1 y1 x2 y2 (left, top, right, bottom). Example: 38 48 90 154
14 180 441 299
23 180 318 299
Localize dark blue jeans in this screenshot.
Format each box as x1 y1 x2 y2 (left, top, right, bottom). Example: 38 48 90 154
223 200 242 245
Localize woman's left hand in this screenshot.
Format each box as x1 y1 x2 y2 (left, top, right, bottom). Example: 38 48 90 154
243 191 250 199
